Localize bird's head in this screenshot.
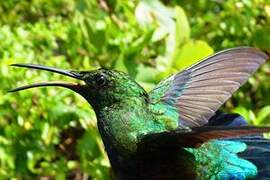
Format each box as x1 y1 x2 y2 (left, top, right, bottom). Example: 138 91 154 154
9 64 147 111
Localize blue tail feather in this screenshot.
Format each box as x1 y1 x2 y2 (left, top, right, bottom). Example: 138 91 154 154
232 136 270 179
208 111 270 179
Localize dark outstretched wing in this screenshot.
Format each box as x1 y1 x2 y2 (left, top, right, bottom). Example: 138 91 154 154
149 47 268 128
140 126 270 148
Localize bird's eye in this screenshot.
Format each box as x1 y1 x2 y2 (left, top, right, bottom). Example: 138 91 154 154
95 75 107 86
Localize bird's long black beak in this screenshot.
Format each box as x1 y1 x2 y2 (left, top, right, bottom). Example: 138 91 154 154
8 64 86 93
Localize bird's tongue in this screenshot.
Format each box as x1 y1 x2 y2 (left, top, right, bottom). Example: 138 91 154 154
8 81 84 92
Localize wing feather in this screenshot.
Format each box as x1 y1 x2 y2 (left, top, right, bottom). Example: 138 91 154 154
149 47 268 128
140 126 270 148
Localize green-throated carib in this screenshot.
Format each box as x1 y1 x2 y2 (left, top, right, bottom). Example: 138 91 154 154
9 47 270 179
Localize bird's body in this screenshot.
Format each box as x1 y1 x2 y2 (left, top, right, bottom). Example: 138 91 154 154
10 47 270 179
96 92 267 179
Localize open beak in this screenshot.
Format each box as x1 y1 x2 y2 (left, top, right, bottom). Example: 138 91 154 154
8 64 86 93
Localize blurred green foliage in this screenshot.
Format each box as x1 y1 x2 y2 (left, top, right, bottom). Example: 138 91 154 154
0 0 269 179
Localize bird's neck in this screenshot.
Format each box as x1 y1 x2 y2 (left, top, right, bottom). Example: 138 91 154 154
96 98 143 179
96 97 148 152
96 97 169 152
94 98 170 178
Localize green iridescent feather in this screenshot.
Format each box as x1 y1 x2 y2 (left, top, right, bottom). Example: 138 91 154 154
186 140 257 179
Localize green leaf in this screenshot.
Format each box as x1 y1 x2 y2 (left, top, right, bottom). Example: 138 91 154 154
135 64 158 83
175 6 190 47
255 106 270 125
233 106 249 123
252 27 270 50
173 40 213 70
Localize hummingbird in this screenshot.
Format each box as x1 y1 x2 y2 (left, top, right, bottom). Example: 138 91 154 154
9 47 270 179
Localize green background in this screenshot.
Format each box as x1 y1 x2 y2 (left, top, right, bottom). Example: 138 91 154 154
0 0 269 179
